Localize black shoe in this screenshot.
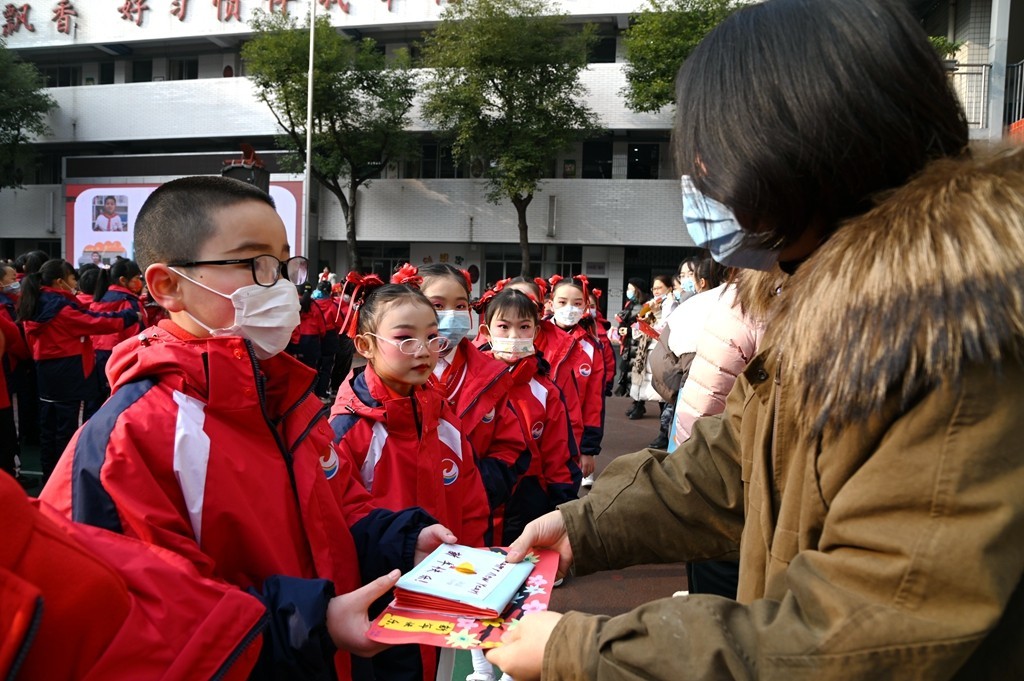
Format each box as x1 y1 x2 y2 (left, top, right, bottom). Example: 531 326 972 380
648 434 669 449
627 402 646 419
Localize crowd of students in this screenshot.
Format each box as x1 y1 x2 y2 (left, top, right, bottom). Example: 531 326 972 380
0 176 621 679
7 1 1022 677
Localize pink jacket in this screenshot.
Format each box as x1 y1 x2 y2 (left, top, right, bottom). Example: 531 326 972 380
670 284 764 448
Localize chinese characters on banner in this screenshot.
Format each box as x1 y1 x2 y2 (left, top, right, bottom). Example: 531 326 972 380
50 0 73 33
4 0 444 36
2 3 34 36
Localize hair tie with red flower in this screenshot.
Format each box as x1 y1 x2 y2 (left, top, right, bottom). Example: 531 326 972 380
341 271 385 337
533 277 549 299
391 263 423 288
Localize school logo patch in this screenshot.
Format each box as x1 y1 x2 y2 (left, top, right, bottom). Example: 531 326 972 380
531 421 544 440
320 448 340 480
481 407 496 424
442 458 460 485
579 363 592 377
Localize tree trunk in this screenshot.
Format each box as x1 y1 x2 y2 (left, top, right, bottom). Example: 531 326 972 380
346 177 362 272
512 194 534 277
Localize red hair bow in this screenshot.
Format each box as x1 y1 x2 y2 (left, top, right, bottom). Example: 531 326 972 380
533 277 549 299
573 274 591 316
341 271 385 337
592 287 603 300
391 263 423 288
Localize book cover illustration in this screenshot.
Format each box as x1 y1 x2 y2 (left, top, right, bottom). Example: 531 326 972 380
367 545 558 649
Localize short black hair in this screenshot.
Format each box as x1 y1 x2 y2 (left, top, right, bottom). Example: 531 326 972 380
134 176 276 271
673 0 968 248
419 263 471 295
484 288 540 326
358 284 434 336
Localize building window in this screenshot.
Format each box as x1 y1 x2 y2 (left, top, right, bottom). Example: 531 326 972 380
413 143 465 179
41 65 81 88
131 60 153 83
168 58 199 81
482 243 582 285
588 35 617 63
543 245 583 278
627 143 660 180
581 140 612 179
99 62 115 84
356 243 410 277
484 243 543 286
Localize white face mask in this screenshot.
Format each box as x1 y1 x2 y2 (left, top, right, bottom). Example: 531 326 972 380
489 335 535 362
173 270 300 360
552 305 583 327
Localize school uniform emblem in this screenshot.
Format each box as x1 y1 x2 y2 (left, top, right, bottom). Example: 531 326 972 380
579 363 592 377
531 421 544 440
442 458 460 485
481 407 496 424
320 448 340 480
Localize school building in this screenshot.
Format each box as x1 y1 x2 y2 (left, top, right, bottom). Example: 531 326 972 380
1 0 1020 312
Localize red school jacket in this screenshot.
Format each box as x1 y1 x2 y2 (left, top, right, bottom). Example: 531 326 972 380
429 339 530 513
493 354 582 543
91 285 148 352
39 320 408 680
330 364 489 548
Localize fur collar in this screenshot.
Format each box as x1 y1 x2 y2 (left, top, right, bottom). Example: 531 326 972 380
760 147 1024 439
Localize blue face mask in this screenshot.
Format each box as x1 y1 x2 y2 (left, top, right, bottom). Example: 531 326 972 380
626 290 636 301
681 176 780 271
680 278 697 295
436 309 473 349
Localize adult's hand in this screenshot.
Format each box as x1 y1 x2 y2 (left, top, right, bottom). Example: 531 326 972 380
485 611 563 681
326 570 400 657
414 523 457 565
505 511 574 579
579 454 595 478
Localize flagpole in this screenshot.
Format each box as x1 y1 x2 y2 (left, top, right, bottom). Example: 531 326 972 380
302 0 316 260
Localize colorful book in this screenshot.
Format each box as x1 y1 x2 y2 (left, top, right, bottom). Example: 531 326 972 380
368 546 558 649
393 544 534 618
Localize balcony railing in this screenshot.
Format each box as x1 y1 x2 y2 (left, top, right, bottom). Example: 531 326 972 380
1006 60 1024 127
950 63 990 128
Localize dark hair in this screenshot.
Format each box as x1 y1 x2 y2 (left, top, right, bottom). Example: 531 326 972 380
317 280 332 296
357 283 434 336
418 263 471 295
653 274 673 291
678 256 701 276
484 288 540 326
78 266 102 298
94 258 142 301
695 257 726 290
508 277 544 302
17 259 76 323
133 176 276 271
673 0 968 249
626 278 650 305
298 282 314 313
16 250 49 275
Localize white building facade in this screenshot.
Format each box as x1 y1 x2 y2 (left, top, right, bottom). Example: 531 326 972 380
1 0 1019 307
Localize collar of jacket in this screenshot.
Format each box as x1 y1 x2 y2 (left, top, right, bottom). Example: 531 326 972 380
750 147 1024 440
339 366 444 436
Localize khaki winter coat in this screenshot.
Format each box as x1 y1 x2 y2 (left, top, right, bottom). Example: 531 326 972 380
546 149 1024 680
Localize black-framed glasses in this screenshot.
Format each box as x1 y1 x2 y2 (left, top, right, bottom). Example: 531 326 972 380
364 333 450 355
167 255 308 288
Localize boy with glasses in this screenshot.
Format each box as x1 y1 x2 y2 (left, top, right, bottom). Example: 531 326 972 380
40 176 455 679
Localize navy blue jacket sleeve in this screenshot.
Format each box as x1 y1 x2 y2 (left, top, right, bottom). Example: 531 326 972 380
247 575 336 681
350 506 437 584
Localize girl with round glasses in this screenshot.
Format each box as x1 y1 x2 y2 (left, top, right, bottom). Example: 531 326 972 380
328 281 490 681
